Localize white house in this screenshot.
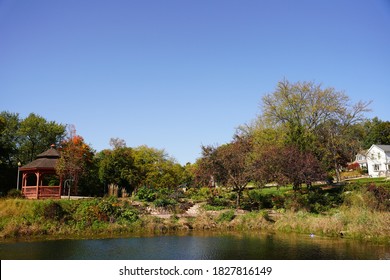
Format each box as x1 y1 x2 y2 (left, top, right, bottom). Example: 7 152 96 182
366 144 390 178
354 150 368 169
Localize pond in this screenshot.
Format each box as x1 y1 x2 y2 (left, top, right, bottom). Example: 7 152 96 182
1 231 389 260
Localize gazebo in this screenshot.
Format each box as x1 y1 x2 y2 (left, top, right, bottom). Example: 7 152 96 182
20 145 62 199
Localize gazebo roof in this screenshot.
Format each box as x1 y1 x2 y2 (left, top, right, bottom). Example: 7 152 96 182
20 146 60 170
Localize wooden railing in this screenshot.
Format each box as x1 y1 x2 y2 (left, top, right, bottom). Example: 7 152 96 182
22 186 61 199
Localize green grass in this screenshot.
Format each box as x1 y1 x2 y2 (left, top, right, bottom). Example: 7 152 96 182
349 177 387 183
253 185 294 195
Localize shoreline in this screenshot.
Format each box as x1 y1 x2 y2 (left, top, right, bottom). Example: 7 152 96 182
1 198 389 244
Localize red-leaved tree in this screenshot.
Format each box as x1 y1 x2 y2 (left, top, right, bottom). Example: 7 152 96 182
56 125 94 195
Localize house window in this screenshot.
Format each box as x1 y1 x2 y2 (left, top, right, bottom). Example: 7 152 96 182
387 164 390 171
373 164 380 171
378 153 381 160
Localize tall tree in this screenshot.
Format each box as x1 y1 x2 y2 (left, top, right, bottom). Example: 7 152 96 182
0 112 20 194
56 126 94 195
261 80 370 151
98 146 138 195
198 135 253 208
253 144 325 190
0 112 20 165
259 80 371 179
363 117 390 148
18 113 66 163
132 145 184 190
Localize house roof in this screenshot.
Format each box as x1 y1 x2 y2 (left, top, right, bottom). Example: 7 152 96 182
20 146 60 170
375 145 390 153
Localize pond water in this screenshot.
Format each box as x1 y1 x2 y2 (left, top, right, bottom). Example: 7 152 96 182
1 231 389 260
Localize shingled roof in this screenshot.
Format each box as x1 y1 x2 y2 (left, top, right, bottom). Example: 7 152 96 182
20 146 61 170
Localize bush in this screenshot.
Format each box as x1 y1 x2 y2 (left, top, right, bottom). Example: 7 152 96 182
283 193 309 212
119 208 139 223
366 184 390 211
216 210 235 223
6 189 23 199
185 187 212 201
207 196 231 208
31 200 66 222
247 189 274 209
154 198 177 208
136 186 157 202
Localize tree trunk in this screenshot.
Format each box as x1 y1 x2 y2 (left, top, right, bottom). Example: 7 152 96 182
334 162 341 182
236 188 243 209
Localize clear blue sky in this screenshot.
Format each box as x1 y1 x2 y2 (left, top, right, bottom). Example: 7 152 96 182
1 0 389 164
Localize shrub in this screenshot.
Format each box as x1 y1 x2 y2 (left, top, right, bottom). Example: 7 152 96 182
247 189 274 209
366 184 390 211
119 208 139 223
136 186 157 202
43 201 65 221
207 196 231 208
154 198 177 208
6 189 23 199
186 187 212 201
216 210 235 223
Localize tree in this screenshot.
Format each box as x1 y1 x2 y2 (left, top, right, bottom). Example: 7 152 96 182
363 117 390 148
98 144 186 196
132 145 185 190
0 112 20 194
98 146 138 195
56 126 94 195
259 80 371 180
18 113 66 163
109 137 127 149
252 144 325 190
0 112 20 165
198 135 253 208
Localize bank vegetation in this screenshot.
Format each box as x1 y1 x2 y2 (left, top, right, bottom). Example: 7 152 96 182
1 180 389 243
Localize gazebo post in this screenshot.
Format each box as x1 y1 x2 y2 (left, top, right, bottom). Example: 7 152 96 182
36 172 40 199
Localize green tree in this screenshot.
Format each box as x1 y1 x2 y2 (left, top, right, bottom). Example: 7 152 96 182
363 117 390 148
18 113 66 163
0 112 19 165
260 79 371 180
98 146 138 195
0 112 20 194
133 145 185 190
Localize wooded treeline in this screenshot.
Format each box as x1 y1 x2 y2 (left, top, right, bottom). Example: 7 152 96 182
1 80 390 199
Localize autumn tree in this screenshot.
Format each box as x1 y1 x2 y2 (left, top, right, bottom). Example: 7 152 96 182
198 135 253 208
56 126 94 195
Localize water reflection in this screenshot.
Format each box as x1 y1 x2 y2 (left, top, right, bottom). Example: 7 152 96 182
1 231 389 260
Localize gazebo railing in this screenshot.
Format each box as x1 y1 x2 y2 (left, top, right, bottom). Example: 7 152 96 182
22 186 61 199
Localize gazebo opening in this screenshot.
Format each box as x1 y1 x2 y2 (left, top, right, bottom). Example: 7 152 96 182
25 173 38 186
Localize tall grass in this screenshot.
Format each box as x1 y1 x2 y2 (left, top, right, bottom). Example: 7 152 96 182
1 183 389 242
274 189 390 242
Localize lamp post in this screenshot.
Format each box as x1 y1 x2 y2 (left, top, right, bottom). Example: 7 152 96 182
16 162 21 190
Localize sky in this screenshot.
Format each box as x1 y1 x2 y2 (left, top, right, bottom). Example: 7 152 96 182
1 0 389 164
